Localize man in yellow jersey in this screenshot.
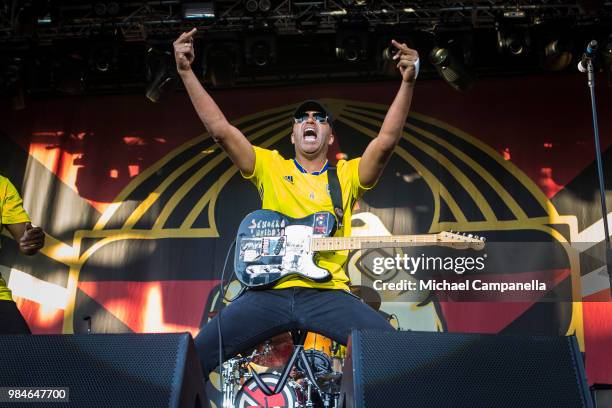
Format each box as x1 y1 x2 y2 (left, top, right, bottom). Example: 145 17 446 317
174 28 418 376
0 175 45 334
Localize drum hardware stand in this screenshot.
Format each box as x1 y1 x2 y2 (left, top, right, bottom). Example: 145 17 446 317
250 330 322 397
222 350 258 408
305 381 314 407
322 392 337 408
221 358 237 408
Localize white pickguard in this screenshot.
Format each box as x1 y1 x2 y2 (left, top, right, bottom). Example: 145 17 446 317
244 225 330 281
280 225 329 280
281 225 327 278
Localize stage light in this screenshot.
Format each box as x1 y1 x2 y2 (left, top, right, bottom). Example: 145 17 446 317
204 41 239 87
259 0 271 12
37 13 52 25
93 2 107 16
182 2 215 19
53 54 86 95
145 48 174 103
88 31 122 75
107 2 120 15
542 39 572 71
246 35 276 67
90 44 117 73
507 34 527 55
245 0 259 13
16 1 55 30
91 2 119 17
252 42 270 66
496 24 529 56
245 0 274 14
145 68 173 103
503 9 526 18
429 46 474 92
378 37 415 77
336 30 368 62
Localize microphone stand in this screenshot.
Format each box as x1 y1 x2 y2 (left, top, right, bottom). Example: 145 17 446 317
584 59 612 296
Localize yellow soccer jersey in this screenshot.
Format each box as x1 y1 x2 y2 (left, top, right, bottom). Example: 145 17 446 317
242 146 373 290
0 176 31 301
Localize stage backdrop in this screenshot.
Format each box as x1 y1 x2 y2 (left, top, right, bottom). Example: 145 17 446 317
1 73 612 387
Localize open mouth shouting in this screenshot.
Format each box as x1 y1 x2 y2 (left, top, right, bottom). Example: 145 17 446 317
302 124 318 143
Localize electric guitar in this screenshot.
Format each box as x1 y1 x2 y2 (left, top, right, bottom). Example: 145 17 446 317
234 209 485 288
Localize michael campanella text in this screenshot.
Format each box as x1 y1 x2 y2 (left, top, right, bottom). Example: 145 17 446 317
373 279 547 292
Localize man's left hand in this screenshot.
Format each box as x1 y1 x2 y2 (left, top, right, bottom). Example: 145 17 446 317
391 39 419 83
19 223 45 255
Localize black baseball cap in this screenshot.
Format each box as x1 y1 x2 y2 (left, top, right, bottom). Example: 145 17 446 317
293 100 334 125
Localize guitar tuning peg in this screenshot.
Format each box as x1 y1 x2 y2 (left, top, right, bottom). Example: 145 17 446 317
474 235 479 239
468 234 473 238
482 237 486 242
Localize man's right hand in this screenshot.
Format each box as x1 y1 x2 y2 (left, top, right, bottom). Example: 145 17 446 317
174 28 197 73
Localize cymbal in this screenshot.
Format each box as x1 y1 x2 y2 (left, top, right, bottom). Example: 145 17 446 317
349 285 381 311
246 332 293 367
317 372 342 383
317 372 343 394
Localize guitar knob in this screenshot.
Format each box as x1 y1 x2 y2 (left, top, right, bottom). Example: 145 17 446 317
468 234 473 238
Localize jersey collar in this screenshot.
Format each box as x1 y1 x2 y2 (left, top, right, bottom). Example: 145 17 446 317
293 159 329 175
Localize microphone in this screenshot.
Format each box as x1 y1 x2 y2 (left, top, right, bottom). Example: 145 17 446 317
578 40 598 73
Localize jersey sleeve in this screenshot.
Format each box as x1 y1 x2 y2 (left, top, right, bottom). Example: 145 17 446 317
346 157 376 200
240 146 274 190
1 178 31 225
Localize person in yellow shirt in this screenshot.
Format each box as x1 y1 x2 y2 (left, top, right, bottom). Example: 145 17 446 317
174 28 419 376
0 175 45 334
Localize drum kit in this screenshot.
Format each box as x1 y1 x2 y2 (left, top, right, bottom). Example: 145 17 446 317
222 331 344 408
220 286 394 408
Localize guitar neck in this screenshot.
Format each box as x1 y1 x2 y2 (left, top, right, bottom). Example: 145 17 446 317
311 234 438 251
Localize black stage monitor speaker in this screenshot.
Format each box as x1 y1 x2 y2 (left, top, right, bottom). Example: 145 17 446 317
340 330 592 408
0 333 208 408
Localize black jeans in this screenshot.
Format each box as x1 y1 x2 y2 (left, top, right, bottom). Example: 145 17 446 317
0 300 31 334
194 287 394 376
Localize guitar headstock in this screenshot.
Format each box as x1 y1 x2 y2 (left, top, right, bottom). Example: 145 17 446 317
437 231 486 250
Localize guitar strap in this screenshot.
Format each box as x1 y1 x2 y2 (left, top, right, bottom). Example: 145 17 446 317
327 167 344 228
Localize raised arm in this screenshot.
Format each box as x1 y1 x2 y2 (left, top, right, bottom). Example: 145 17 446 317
174 28 255 175
359 40 418 187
